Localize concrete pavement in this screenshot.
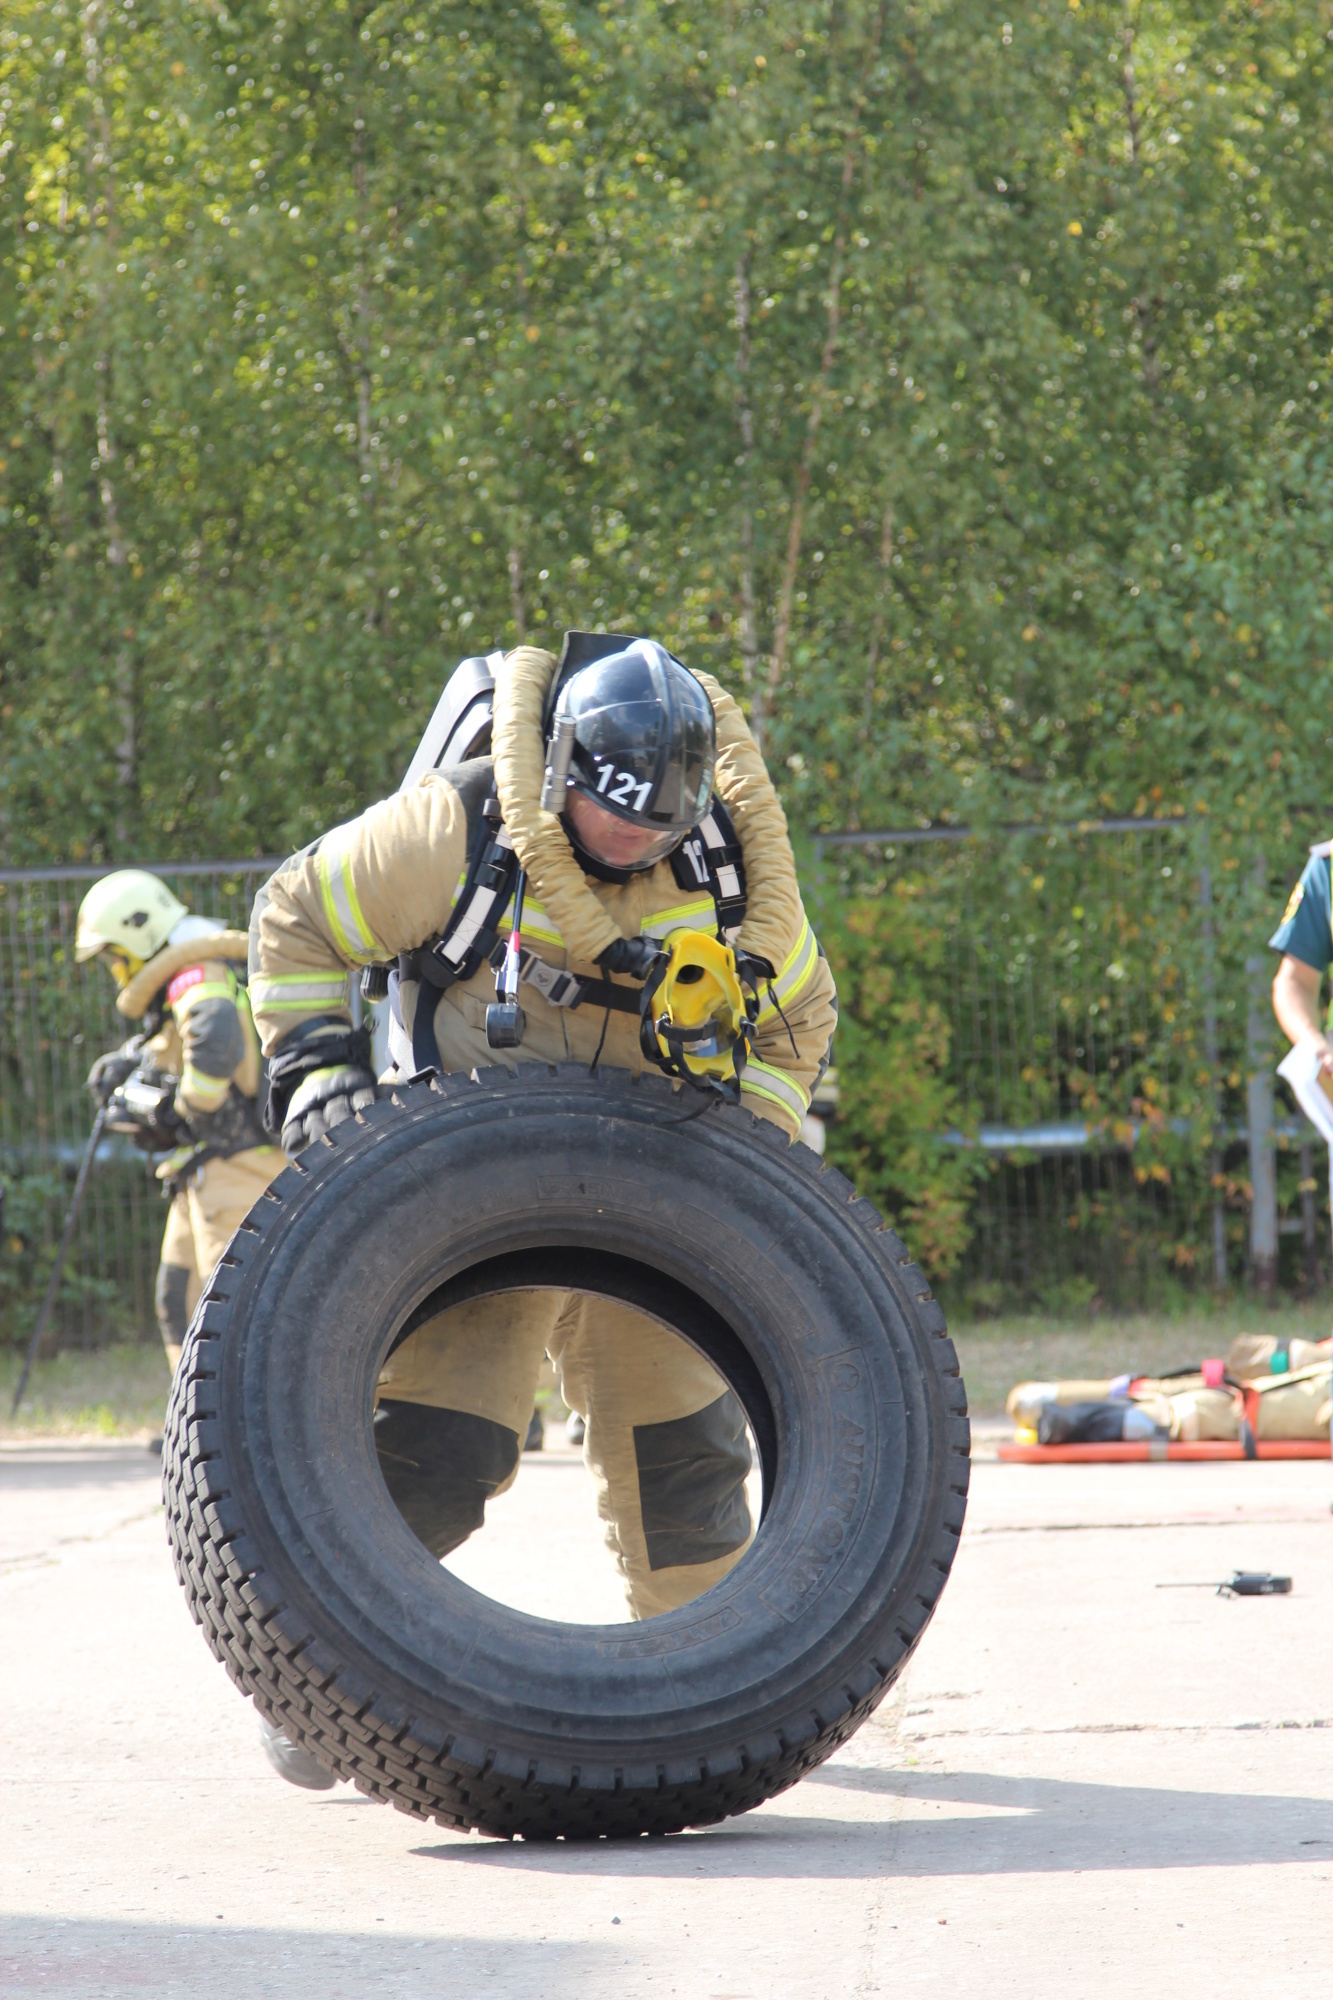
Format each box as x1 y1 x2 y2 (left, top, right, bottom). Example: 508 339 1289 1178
2 1430 1330 1998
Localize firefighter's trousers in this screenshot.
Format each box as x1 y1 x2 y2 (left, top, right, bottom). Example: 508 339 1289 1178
376 1291 755 1620
156 1146 284 1371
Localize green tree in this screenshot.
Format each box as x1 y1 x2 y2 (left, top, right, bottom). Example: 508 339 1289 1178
6 1 1333 1286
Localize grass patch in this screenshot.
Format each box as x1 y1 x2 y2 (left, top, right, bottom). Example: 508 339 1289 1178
0 1342 170 1441
953 1297 1331 1416
2 1301 1329 1435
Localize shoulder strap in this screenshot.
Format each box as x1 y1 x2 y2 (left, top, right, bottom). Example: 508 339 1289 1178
403 757 520 997
399 758 520 1075
670 797 748 943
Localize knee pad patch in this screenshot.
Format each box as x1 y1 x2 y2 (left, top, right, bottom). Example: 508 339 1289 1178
155 1262 192 1343
633 1390 752 1571
374 1400 520 1560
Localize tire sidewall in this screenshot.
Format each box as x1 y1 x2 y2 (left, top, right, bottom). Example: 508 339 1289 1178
198 1070 956 1766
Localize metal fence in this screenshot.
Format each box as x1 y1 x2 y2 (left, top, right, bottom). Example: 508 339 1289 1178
814 815 1329 1315
2 822 1329 1351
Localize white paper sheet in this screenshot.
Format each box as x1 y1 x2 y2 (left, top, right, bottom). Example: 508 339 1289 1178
1276 1036 1333 1148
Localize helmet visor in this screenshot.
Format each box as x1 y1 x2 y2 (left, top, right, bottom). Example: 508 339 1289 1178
562 644 716 834
563 790 683 872
570 699 666 822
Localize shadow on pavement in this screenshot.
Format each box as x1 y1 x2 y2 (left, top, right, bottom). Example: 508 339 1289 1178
410 1765 1331 1877
0 1447 160 1492
0 1918 609 2000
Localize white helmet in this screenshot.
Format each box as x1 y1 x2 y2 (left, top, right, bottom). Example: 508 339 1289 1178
74 870 189 965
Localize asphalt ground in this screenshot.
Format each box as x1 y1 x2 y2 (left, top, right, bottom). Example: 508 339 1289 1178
2 1427 1330 1999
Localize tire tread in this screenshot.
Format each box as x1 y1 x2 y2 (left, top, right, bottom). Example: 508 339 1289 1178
163 1066 969 1838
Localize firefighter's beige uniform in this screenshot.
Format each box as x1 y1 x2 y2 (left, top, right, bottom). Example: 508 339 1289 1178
116 930 283 1370
251 646 837 1618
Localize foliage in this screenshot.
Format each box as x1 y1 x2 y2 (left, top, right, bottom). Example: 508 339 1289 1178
0 1160 133 1345
4 2 1332 1288
4 1 1333 861
0 1338 170 1434
818 874 983 1278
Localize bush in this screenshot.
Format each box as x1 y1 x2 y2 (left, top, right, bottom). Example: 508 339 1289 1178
820 879 984 1284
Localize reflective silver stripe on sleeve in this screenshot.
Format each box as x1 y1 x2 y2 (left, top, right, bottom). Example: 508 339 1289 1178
740 1058 809 1125
251 974 353 1012
755 919 819 1024
316 825 387 965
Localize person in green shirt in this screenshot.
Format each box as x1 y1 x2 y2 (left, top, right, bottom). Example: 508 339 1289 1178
1270 840 1333 1071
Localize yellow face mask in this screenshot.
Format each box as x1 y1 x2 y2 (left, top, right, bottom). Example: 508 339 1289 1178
105 948 144 990
639 930 758 1093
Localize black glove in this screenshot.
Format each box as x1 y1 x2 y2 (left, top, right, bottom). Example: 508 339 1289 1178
87 1047 141 1108
101 1064 193 1151
598 936 663 980
264 1017 373 1140
280 1063 378 1156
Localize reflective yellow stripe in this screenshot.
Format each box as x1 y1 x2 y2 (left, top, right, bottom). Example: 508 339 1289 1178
741 1058 809 1126
755 919 819 1024
171 978 235 1012
251 973 352 1013
443 876 567 953
317 829 385 965
180 1065 231 1106
640 898 717 940
496 895 564 950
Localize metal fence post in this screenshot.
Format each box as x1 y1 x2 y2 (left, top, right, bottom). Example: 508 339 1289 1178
1197 837 1229 1289
1298 1140 1321 1294
1245 855 1278 1297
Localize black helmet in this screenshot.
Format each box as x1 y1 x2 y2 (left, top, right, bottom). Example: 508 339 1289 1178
545 639 716 873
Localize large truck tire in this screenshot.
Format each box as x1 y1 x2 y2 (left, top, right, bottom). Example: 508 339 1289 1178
163 1065 969 1839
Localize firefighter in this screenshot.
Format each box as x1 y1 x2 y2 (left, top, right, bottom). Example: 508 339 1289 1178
249 637 835 1615
76 870 284 1372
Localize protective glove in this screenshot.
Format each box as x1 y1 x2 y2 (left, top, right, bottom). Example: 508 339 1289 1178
264 1017 374 1150
280 1062 378 1156
597 935 664 981
87 1047 141 1108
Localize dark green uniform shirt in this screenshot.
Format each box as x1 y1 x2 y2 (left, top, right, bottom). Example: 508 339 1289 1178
1269 845 1333 973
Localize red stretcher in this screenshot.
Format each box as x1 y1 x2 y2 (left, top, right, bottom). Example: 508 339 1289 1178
998 1439 1331 1463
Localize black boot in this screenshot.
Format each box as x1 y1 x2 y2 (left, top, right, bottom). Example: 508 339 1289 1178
258 1715 338 1791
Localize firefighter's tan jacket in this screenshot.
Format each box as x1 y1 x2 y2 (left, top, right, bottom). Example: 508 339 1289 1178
251 648 836 1137
115 927 264 1121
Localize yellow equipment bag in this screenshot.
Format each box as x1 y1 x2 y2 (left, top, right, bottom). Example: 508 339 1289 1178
638 929 760 1096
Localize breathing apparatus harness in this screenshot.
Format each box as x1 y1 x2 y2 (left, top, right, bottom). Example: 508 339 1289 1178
391 762 761 1091
377 633 792 1097
399 797 760 1092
